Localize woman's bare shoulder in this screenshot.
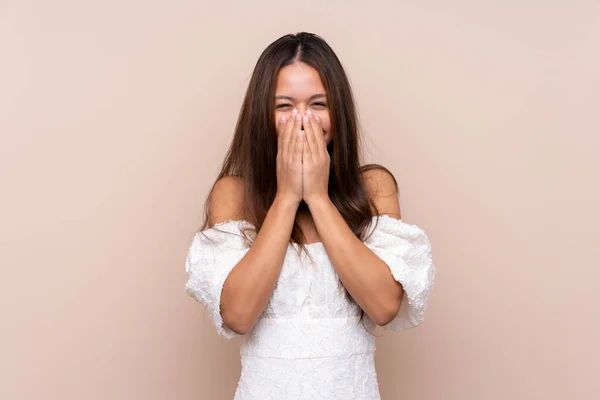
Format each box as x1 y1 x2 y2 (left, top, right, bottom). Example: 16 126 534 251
209 176 246 225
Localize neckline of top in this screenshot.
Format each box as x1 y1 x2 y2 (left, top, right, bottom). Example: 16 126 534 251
210 214 403 249
213 214 400 228
290 240 324 248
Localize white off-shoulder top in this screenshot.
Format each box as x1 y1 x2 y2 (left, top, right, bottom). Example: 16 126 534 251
185 214 436 400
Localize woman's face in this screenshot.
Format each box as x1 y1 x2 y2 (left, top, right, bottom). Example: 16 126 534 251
274 62 332 145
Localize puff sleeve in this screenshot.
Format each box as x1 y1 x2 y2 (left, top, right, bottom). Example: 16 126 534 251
184 220 253 339
363 214 436 331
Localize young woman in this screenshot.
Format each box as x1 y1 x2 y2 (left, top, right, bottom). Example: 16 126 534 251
185 32 436 399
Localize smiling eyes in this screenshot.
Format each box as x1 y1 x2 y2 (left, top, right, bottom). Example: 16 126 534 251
276 102 328 110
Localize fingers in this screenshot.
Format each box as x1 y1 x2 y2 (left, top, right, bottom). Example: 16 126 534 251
288 109 302 159
280 112 294 159
302 113 314 163
279 109 322 165
279 109 299 159
289 114 299 163
277 115 288 155
293 128 304 165
306 110 325 155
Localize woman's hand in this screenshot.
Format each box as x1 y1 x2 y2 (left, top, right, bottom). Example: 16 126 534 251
275 109 305 205
302 110 330 205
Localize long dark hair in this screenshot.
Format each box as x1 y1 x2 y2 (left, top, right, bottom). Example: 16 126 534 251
197 32 398 331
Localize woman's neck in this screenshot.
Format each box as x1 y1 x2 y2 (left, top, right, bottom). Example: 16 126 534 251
296 200 312 219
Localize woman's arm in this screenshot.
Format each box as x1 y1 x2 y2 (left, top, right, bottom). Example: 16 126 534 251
210 177 299 335
307 169 404 326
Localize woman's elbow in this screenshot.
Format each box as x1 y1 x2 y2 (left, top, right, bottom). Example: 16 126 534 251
222 308 256 335
372 298 401 326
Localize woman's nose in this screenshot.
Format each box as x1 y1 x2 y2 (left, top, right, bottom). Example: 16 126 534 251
295 105 307 116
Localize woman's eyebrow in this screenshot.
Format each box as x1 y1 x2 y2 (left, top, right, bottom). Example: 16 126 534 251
275 94 327 101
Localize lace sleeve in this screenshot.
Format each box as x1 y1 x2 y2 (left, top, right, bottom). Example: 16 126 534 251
184 220 253 339
364 215 436 331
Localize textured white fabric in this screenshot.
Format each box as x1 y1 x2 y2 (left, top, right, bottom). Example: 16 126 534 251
185 214 436 400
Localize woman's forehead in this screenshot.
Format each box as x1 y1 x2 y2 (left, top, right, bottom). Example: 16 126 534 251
275 63 326 98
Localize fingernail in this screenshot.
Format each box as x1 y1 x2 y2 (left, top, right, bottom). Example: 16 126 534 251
315 115 320 122
296 112 301 120
303 115 309 123
306 109 312 115
298 130 304 137
292 109 298 115
280 115 287 122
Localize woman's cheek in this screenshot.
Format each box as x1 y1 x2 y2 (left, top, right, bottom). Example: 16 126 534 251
319 115 331 134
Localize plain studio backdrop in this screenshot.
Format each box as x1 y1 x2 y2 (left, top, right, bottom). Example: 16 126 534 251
1 1 598 399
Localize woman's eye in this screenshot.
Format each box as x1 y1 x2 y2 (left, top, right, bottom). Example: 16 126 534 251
276 104 292 110
311 102 328 108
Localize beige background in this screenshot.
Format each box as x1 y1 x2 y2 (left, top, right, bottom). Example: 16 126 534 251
1 1 599 399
